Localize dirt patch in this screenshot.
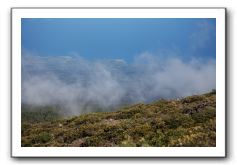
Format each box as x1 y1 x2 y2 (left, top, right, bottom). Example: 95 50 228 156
68 138 85 147
101 118 121 126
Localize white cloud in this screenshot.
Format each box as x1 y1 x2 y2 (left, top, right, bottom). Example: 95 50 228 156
22 52 216 115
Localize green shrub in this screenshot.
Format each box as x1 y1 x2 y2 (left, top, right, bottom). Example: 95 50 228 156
192 107 215 123
22 105 61 123
33 132 52 144
149 131 167 147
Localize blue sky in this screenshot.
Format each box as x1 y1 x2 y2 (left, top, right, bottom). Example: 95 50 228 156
22 18 216 62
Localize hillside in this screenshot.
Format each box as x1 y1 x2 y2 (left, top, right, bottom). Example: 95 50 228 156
21 91 216 147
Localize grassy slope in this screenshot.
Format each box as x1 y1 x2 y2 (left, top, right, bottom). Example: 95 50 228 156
21 92 216 147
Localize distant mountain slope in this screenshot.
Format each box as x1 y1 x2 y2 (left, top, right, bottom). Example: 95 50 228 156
21 91 216 147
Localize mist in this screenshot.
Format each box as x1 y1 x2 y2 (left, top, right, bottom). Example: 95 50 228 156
22 52 216 115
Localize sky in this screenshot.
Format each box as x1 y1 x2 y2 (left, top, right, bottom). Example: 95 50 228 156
22 18 216 62
21 18 216 114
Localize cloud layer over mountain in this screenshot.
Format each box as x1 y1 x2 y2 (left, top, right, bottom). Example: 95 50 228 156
22 52 216 115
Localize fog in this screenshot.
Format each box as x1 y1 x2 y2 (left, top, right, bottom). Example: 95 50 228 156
22 52 216 115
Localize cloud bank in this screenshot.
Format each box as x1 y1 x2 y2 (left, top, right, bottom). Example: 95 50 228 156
22 52 216 115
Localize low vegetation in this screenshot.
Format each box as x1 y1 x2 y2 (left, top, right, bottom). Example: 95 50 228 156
21 91 216 147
